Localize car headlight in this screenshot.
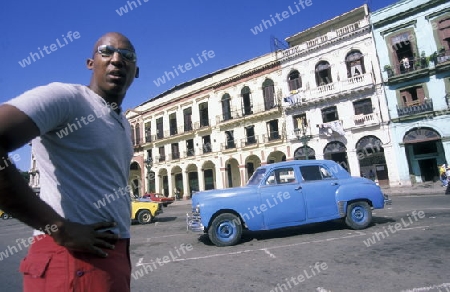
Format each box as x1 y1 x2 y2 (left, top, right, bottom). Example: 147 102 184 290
193 204 200 214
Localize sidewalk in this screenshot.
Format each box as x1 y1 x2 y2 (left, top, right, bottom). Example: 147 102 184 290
171 199 192 206
381 181 448 196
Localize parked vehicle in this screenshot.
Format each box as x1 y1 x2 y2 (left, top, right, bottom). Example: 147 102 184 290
187 160 391 247
131 198 163 224
0 210 11 220
143 192 175 207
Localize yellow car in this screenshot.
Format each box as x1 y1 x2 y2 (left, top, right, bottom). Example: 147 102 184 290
0 210 11 220
131 198 162 224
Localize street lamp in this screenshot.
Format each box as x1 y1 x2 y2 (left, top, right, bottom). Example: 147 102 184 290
294 127 312 160
144 157 153 193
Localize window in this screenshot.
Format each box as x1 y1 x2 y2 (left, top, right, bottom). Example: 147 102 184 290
158 146 165 162
241 86 253 116
135 123 140 145
221 94 232 121
262 78 275 110
300 165 332 181
145 122 151 142
156 117 164 139
437 17 450 51
186 139 195 156
293 114 308 133
322 106 339 123
288 70 302 91
169 113 177 135
267 120 279 141
399 86 425 107
245 125 256 145
265 167 296 185
130 125 135 145
353 99 373 115
346 51 365 77
202 135 211 153
199 102 209 127
225 130 235 149
247 168 266 186
315 61 332 86
171 143 179 159
388 31 416 74
183 108 193 132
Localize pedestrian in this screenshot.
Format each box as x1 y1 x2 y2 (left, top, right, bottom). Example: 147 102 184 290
439 164 448 187
445 167 450 195
0 32 139 291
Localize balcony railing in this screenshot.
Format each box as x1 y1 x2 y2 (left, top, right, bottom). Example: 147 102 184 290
318 120 345 136
397 99 433 117
263 132 282 143
241 136 259 147
386 57 430 77
286 73 373 106
436 49 450 64
353 113 379 127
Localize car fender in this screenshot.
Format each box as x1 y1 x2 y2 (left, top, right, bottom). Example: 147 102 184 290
336 181 385 215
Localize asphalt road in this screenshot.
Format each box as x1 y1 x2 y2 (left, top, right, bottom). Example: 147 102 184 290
0 195 449 292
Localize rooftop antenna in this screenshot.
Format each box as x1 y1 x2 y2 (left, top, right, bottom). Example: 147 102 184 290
270 35 288 52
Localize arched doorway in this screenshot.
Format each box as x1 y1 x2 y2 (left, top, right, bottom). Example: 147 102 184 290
129 161 141 197
324 141 349 172
403 127 446 183
225 158 241 188
294 146 316 160
356 136 389 185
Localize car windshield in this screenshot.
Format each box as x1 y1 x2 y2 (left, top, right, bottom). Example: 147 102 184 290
247 168 266 186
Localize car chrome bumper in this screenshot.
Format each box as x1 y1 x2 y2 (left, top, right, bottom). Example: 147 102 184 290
384 193 392 205
186 212 204 232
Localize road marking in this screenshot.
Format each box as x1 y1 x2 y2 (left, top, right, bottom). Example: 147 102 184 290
400 282 450 292
171 232 366 262
263 248 276 258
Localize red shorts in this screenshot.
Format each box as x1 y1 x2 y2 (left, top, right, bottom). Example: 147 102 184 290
20 235 131 292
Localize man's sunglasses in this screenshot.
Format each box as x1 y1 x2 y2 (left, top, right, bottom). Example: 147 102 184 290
97 45 137 63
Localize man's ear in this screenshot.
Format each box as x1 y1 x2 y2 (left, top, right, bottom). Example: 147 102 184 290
86 58 94 70
135 67 140 78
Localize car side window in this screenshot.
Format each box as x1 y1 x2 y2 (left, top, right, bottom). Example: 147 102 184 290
320 166 333 179
300 165 323 181
264 167 297 185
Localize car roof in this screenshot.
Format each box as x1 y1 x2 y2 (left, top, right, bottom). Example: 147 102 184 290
258 160 338 170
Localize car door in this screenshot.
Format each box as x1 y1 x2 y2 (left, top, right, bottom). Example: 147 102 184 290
298 164 339 220
258 166 306 228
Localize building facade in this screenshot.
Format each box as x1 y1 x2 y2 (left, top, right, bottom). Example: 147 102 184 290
278 5 393 186
371 0 450 185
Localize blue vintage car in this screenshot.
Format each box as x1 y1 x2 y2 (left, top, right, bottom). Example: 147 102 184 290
187 160 391 247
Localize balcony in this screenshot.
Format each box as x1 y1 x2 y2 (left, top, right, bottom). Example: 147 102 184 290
286 73 374 108
397 99 433 117
384 58 431 85
221 140 237 151
435 49 450 73
217 102 281 126
263 132 282 143
241 136 259 148
278 19 369 61
318 120 345 137
352 113 379 127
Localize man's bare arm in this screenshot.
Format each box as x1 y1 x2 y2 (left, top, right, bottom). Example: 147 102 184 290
0 104 118 257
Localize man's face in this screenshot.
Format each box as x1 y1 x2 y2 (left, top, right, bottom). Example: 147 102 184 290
87 33 138 99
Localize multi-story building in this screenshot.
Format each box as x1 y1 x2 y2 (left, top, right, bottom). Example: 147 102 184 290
278 4 393 185
126 53 283 198
127 4 400 196
371 0 450 185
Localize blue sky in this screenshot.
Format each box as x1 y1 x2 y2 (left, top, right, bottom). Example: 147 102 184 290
1 0 398 171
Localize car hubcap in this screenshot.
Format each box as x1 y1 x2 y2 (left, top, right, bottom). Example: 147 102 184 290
217 221 235 241
352 206 366 223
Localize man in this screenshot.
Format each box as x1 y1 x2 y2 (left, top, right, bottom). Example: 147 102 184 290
0 32 139 291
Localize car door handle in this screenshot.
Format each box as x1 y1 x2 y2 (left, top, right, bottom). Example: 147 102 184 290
295 185 302 190
331 182 339 186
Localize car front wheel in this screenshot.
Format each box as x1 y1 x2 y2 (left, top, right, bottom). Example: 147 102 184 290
137 210 153 224
345 201 372 230
2 213 9 220
208 213 242 247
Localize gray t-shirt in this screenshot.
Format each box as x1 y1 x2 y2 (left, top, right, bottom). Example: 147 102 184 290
6 82 133 238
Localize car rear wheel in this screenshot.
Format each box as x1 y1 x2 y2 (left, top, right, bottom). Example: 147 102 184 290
137 210 153 224
2 213 9 220
208 213 242 247
345 201 372 230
